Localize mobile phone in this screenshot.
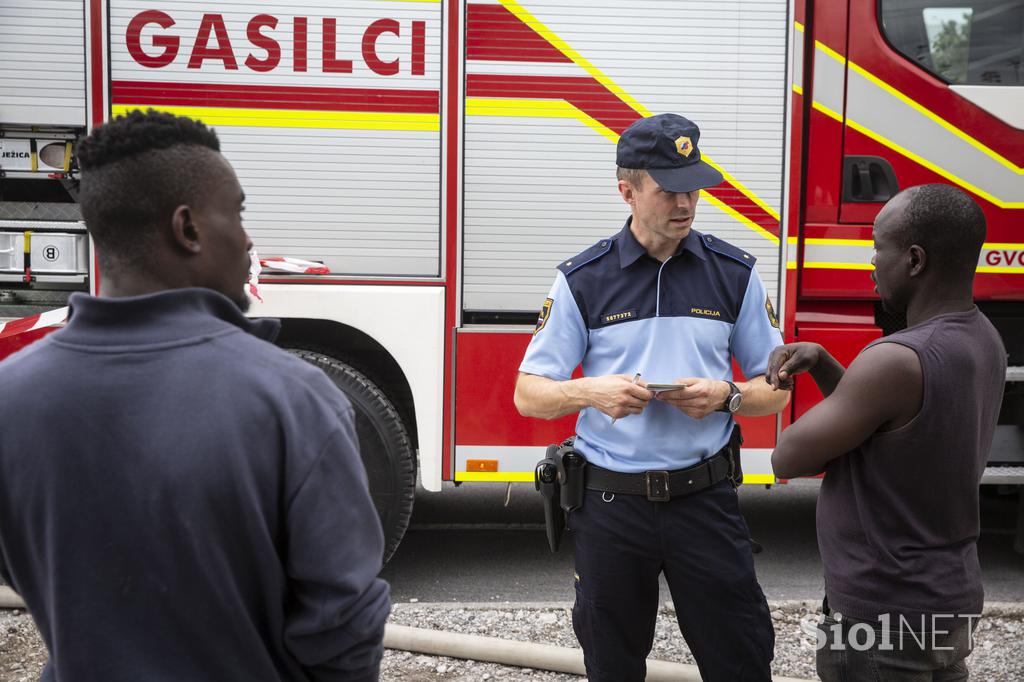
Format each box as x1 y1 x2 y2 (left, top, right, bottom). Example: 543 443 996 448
645 383 690 394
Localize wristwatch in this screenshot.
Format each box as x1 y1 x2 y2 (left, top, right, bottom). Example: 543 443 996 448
717 380 742 413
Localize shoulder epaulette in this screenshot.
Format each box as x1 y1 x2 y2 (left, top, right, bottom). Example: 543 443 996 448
556 236 614 276
700 233 756 269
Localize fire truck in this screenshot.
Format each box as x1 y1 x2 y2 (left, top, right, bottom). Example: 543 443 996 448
2 0 1022 559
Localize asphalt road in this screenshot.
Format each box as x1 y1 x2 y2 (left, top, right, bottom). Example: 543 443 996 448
380 479 1024 604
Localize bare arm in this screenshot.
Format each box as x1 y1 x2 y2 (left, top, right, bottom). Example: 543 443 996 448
766 342 846 397
655 375 790 419
514 372 653 421
771 342 922 478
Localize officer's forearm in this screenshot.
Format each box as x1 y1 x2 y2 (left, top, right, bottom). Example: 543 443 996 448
736 375 790 417
514 372 589 420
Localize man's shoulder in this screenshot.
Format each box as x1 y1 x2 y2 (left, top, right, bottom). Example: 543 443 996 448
855 340 922 375
697 232 757 270
973 309 1007 356
221 333 344 393
555 236 616 278
0 334 58 380
207 336 354 435
842 342 923 410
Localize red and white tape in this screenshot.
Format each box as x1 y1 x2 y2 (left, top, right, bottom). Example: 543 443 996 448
259 257 331 275
0 306 69 341
0 255 328 339
248 250 264 303
248 252 331 303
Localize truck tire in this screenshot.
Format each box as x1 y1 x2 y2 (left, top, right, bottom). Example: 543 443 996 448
288 349 416 563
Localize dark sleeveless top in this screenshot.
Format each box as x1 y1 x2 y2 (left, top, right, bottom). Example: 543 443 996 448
817 307 1006 621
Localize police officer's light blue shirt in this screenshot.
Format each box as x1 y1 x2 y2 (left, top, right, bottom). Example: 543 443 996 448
520 219 783 473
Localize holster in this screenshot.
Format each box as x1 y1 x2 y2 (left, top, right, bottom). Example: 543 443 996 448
726 423 744 488
534 438 587 552
556 439 586 513
534 444 564 553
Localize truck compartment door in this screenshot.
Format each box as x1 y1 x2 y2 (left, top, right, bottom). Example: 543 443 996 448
839 0 1024 257
0 0 87 127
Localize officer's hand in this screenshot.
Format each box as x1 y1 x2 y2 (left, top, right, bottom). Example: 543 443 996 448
655 378 730 420
766 342 823 390
583 375 653 419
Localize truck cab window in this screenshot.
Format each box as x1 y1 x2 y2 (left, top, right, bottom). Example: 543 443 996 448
880 0 1024 85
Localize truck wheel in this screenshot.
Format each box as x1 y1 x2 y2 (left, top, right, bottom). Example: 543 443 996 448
288 349 416 563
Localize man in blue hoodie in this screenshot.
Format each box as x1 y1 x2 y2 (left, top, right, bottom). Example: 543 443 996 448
0 109 390 681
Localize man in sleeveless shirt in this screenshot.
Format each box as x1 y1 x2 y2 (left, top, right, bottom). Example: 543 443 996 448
767 184 1006 681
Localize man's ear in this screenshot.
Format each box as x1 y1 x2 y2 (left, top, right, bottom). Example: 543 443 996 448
618 179 635 207
170 204 201 254
908 244 927 278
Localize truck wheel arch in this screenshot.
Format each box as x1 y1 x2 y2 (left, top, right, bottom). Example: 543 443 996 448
277 319 418 563
276 317 418 450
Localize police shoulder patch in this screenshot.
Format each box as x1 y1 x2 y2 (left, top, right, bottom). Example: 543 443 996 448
534 298 553 334
700 233 756 269
765 295 779 329
556 237 614 276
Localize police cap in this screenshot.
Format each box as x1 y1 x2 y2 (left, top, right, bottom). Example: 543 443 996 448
616 113 724 193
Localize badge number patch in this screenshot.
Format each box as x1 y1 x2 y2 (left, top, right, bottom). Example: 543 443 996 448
765 295 779 329
600 309 636 326
535 298 553 334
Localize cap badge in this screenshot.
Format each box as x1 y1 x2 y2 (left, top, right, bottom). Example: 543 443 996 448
674 136 693 157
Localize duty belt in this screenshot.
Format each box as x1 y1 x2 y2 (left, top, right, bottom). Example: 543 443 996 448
585 449 732 502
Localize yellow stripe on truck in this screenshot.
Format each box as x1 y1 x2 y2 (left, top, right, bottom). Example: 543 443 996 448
810 41 1024 208
846 60 1023 176
494 0 781 224
455 471 536 482
466 98 618 142
455 471 778 485
111 105 440 132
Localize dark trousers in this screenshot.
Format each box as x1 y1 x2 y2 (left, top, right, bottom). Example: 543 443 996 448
816 604 977 682
568 481 774 682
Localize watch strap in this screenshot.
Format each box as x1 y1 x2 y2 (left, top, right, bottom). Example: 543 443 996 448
717 380 740 413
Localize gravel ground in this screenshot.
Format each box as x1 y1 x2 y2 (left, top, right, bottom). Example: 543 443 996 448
2 601 1022 681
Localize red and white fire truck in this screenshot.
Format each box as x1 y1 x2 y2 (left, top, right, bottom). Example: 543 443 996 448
2 0 1022 558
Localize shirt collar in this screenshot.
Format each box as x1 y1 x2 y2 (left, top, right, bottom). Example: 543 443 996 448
57 288 280 348
616 217 707 269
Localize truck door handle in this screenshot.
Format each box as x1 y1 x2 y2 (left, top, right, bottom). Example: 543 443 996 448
842 156 899 203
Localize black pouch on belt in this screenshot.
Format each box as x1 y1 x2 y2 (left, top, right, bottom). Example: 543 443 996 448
556 439 587 512
726 423 744 488
534 444 564 553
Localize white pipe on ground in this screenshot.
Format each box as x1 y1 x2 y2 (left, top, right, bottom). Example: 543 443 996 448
0 586 24 609
384 623 815 682
0 589 813 682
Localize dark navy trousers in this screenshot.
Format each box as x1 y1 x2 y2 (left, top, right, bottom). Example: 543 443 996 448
568 481 774 682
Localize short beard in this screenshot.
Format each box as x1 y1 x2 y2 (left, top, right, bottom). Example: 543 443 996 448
879 294 907 318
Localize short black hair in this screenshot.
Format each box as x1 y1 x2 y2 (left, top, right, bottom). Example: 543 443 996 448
77 109 223 271
892 184 986 273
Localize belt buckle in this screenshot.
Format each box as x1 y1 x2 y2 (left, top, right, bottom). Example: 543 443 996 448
644 471 671 502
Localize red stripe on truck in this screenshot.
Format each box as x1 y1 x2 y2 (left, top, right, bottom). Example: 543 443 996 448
467 73 638 133
467 74 780 238
0 315 41 341
466 5 572 64
111 81 441 114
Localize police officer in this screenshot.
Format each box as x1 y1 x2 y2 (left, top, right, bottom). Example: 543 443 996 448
514 113 788 681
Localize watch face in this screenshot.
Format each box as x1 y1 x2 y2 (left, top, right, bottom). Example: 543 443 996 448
728 391 742 412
